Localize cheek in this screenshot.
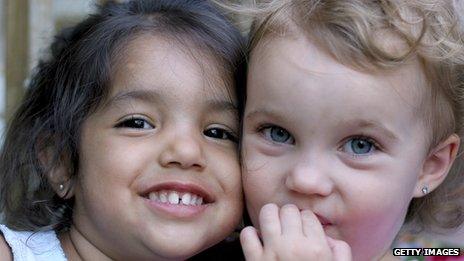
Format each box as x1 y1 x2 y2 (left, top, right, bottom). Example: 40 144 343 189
214 148 242 192
344 194 409 231
339 183 414 259
73 140 147 238
242 159 284 225
341 172 416 227
242 138 292 224
243 173 264 226
76 132 152 214
80 141 142 184
220 165 243 213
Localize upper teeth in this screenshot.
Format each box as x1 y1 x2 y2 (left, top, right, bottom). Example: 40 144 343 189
148 191 204 206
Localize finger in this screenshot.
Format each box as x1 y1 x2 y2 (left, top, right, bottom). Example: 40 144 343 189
240 226 263 261
327 236 352 261
300 209 326 240
279 204 303 235
259 203 281 246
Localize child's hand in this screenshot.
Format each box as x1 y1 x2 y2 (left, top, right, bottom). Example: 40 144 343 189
240 204 351 261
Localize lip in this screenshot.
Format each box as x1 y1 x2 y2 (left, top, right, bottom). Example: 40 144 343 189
144 198 209 218
315 214 333 227
295 206 334 228
140 181 214 204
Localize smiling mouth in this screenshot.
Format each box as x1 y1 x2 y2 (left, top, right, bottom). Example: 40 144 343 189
147 190 205 206
141 182 214 218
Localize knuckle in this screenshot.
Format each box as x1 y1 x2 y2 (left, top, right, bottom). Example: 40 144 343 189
261 204 278 216
311 245 331 259
281 204 298 211
300 209 315 219
262 203 278 211
277 240 323 260
338 240 350 249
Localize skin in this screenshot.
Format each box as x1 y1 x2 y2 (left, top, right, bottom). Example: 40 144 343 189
0 232 12 261
241 35 459 261
240 203 351 261
55 35 243 260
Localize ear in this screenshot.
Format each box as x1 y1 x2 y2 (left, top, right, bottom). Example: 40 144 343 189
414 134 460 198
39 147 75 199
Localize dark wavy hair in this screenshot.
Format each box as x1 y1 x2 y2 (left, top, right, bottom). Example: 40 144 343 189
0 0 246 232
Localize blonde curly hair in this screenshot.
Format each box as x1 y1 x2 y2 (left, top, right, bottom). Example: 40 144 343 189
225 0 464 232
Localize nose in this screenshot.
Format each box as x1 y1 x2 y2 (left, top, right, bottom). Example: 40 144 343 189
158 131 206 171
285 160 333 197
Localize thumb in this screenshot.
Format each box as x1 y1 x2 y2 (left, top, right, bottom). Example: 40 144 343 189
326 236 352 261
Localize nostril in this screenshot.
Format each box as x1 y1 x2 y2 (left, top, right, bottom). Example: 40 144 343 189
158 136 206 169
191 163 203 169
159 151 206 170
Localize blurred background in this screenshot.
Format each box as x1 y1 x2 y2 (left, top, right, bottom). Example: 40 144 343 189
0 0 463 248
0 0 99 137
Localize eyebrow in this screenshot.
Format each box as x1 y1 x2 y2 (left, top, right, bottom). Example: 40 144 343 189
103 89 165 109
207 100 238 115
245 108 290 124
339 119 399 141
103 88 237 113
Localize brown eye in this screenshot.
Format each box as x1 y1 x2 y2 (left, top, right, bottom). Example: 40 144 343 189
116 118 154 129
204 128 237 143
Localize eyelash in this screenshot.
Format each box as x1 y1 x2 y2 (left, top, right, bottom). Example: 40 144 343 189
340 135 382 157
255 123 382 156
204 128 238 143
115 116 154 129
115 117 237 142
257 124 295 145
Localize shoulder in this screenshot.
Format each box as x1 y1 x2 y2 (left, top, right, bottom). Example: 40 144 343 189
0 230 13 261
0 224 66 261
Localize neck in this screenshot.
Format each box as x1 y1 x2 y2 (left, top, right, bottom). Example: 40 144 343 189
59 226 112 261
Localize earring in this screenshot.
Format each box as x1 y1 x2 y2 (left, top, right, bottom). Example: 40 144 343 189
421 186 428 195
59 184 64 191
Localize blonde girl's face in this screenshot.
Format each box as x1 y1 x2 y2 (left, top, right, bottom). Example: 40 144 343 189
242 36 431 260
72 35 242 260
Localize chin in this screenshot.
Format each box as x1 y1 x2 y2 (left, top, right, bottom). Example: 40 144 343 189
151 240 212 260
142 227 219 260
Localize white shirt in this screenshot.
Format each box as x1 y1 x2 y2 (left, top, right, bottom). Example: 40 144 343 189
0 224 66 261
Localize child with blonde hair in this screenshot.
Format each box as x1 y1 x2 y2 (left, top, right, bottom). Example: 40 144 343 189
238 0 464 260
0 0 246 259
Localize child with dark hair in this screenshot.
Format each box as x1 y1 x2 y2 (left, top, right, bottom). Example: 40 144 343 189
0 0 246 259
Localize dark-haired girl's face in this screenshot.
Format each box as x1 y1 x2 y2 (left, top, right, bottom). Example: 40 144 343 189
67 35 242 260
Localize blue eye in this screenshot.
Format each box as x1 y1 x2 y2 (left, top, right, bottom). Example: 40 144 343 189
204 128 237 143
115 117 154 129
261 125 294 144
342 137 376 155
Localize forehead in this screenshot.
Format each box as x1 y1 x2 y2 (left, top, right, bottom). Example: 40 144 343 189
250 35 425 108
247 36 428 137
109 34 235 104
